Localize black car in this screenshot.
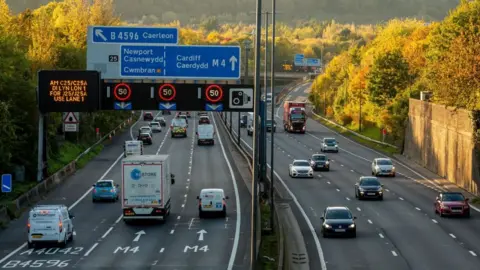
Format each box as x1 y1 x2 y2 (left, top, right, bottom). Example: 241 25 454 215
143 112 154 121
240 115 247 128
137 133 152 145
162 110 171 115
265 119 276 132
309 154 330 171
355 177 384 200
321 206 357 238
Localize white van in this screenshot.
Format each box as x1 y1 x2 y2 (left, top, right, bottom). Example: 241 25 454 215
124 140 143 157
27 205 74 248
196 124 215 145
197 188 229 218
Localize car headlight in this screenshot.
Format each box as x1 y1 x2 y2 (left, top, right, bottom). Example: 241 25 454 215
325 161 329 165
392 166 396 171
324 224 331 228
348 224 355 228
308 169 313 173
291 169 297 173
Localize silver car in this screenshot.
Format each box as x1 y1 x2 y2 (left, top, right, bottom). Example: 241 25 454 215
320 138 339 153
371 158 396 177
289 160 314 178
139 126 153 137
149 122 162 132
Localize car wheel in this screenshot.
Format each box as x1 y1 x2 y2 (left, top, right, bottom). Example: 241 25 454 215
465 211 471 218
199 210 204 219
222 207 227 218
92 198 96 203
320 148 323 152
28 241 34 249
322 232 328 238
392 173 396 177
69 229 74 242
326 168 330 171
439 211 445 217
351 231 357 238
335 150 339 153
355 191 358 198
378 195 383 201
60 235 67 248
371 171 375 175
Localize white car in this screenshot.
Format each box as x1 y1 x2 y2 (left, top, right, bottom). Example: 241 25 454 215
27 205 75 248
197 188 229 218
139 126 153 136
289 159 314 178
320 137 339 152
149 122 162 132
371 158 396 177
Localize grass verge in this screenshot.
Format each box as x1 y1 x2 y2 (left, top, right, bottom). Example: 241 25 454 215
310 114 400 156
257 203 279 270
471 197 480 207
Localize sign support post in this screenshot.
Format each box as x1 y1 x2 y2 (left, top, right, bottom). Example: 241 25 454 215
37 113 44 182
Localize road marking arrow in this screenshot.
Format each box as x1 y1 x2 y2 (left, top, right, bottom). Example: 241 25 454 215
229 56 238 71
133 230 146 242
197 229 207 241
95 29 107 41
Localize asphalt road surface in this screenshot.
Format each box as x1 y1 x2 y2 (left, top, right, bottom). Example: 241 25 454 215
0 111 251 270
227 83 480 270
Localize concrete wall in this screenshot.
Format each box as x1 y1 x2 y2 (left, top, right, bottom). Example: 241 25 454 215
404 99 479 195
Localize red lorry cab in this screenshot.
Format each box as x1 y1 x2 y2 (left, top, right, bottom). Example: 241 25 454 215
283 101 307 133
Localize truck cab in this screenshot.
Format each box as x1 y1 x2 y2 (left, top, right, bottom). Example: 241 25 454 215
283 101 307 133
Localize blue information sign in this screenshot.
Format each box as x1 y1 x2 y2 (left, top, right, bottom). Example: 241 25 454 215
1 174 12 193
92 26 178 44
114 102 132 110
120 45 241 80
306 58 321 67
294 54 304 66
205 103 223 111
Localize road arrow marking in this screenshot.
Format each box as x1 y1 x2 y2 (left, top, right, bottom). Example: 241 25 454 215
229 56 237 71
133 230 146 242
197 229 207 241
95 29 107 41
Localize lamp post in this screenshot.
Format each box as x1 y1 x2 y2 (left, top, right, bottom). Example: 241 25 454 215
269 0 276 233
239 39 253 146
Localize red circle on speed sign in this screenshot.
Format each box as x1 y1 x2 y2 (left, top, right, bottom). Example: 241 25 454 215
205 85 223 103
113 83 132 101
158 84 177 101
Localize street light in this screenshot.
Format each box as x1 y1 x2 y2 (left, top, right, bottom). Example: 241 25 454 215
269 0 277 233
238 39 253 146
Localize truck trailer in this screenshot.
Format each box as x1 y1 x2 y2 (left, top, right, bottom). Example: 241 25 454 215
122 155 175 223
283 101 307 133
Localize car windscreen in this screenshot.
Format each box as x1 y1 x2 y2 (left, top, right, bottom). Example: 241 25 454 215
312 155 326 161
172 119 187 127
442 193 465 201
96 182 113 188
266 120 276 125
360 179 380 186
293 161 310 166
377 159 392 165
290 113 305 120
140 127 150 131
325 210 352 219
139 134 150 138
150 123 159 126
325 139 336 145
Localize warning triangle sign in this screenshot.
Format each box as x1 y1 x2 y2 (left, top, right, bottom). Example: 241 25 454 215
64 112 78 124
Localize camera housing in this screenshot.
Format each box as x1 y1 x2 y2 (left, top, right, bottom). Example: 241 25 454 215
231 90 251 106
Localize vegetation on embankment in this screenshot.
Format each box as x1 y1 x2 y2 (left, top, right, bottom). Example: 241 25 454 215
308 0 480 148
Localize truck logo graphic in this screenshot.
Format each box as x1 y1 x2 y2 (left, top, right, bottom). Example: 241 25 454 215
131 168 142 180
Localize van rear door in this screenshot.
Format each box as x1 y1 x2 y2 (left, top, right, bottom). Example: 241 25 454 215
197 125 214 140
30 210 59 236
200 192 223 211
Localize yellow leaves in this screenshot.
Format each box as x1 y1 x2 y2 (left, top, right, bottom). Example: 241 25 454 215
302 46 315 57
0 0 12 29
206 31 221 44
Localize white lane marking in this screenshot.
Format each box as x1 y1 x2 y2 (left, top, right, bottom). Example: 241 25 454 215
84 243 99 257
399 197 404 200
211 113 242 270
184 194 187 197
449 233 456 239
385 189 390 192
0 111 146 264
181 204 185 208
114 215 123 224
469 251 477 256
391 251 398 256
346 197 350 201
170 230 175 234
160 248 165 253
327 181 331 184
101 227 114 239
415 207 421 211
177 216 181 220
231 122 327 269
432 219 438 224
356 207 361 211
379 233 384 238
317 174 322 178
336 189 340 192
340 164 344 167
367 219 373 224
350 169 354 172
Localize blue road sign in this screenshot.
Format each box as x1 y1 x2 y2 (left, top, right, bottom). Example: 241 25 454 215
306 58 321 67
159 102 177 110
1 174 12 193
92 26 178 44
120 45 241 80
205 103 223 111
114 102 132 110
294 54 304 66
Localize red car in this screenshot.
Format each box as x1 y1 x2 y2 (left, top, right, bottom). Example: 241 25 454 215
143 112 154 121
434 192 470 217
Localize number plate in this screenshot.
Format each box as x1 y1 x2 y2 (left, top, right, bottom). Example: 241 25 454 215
334 229 346 232
367 193 376 195
203 205 211 208
452 210 462 212
32 235 42 239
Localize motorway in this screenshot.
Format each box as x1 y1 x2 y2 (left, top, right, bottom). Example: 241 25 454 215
0 112 251 269
227 83 480 270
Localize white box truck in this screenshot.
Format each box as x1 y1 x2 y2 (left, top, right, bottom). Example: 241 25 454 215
121 155 175 223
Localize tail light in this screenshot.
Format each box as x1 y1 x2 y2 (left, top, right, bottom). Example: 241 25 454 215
92 189 96 193
154 209 163 213
124 209 135 216
198 199 202 206
59 217 63 233
27 218 30 233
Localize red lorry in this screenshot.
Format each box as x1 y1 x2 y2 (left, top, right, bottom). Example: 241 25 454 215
283 101 307 133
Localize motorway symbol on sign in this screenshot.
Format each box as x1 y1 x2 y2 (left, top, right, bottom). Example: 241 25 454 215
205 85 224 103
133 230 146 242
158 84 176 101
197 229 207 241
64 112 79 124
113 83 132 101
91 26 178 44
1 174 12 193
114 102 132 110
158 102 176 110
119 45 241 80
205 103 223 111
229 88 253 109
